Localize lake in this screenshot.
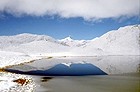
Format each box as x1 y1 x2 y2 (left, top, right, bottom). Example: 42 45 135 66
33 73 140 92
4 56 140 92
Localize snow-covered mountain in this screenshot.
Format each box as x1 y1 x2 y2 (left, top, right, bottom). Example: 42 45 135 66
0 25 139 88
0 34 71 56
0 24 139 56
0 33 57 49
72 25 140 55
59 36 89 47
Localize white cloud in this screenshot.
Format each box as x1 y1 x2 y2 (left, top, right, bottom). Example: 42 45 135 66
0 0 139 20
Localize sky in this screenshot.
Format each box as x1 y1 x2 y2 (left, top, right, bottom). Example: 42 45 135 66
0 0 139 40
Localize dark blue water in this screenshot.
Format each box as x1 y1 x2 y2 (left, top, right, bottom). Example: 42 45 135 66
5 63 107 76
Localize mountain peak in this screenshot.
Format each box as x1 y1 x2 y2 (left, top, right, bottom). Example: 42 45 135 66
63 36 73 41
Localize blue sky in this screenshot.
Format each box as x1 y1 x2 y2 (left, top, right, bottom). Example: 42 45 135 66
0 0 139 40
0 15 139 40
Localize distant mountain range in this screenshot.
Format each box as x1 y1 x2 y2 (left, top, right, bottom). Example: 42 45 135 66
0 24 139 56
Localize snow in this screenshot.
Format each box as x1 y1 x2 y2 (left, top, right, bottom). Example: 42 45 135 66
0 24 139 67
0 25 139 57
0 33 57 49
0 51 34 68
0 51 36 92
59 36 89 47
71 25 140 56
0 24 139 91
0 76 16 90
0 72 35 92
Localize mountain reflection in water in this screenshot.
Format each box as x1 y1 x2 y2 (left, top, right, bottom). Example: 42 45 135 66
4 56 140 92
5 63 107 76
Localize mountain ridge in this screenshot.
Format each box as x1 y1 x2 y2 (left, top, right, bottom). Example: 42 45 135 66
0 24 139 56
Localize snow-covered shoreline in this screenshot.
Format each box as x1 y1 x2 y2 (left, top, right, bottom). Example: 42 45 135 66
0 51 38 92
0 72 35 92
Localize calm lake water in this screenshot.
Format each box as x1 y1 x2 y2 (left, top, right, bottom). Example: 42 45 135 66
33 73 140 92
5 56 140 92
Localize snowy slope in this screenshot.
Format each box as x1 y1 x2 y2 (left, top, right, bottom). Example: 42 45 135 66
0 33 71 56
0 24 139 57
0 51 33 68
4 40 71 56
72 25 140 56
0 33 57 49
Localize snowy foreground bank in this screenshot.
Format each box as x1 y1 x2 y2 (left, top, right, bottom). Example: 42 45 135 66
0 72 35 92
0 25 140 91
0 51 39 91
0 51 36 91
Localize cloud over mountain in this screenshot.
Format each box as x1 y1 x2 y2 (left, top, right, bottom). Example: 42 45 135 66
0 0 139 20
